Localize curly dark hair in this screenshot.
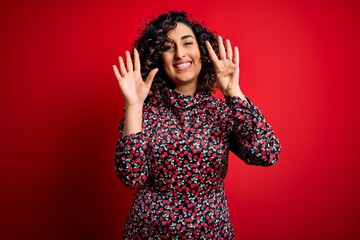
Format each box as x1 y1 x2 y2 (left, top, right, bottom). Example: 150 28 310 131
133 11 219 95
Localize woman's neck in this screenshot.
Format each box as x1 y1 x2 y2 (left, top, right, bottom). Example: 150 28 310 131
174 83 197 96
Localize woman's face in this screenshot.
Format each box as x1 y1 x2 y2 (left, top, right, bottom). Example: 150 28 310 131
161 22 202 91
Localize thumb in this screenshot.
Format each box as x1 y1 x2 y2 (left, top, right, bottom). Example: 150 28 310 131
145 68 159 87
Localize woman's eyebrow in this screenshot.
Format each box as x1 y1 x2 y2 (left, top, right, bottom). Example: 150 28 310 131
181 35 195 40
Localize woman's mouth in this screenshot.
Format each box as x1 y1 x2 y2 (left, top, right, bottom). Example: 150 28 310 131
174 62 192 71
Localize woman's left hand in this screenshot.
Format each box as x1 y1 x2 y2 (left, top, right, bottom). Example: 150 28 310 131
206 36 244 97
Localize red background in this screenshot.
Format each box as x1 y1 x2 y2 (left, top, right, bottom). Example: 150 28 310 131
1 0 360 239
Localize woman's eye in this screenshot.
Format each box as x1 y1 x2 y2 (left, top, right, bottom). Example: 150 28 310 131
162 44 174 51
184 42 193 46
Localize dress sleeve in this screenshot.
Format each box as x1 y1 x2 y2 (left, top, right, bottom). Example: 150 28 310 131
225 96 281 166
114 107 150 190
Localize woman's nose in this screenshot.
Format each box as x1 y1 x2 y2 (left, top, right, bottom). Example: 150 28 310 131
175 46 185 59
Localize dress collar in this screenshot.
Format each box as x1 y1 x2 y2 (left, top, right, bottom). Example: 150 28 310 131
163 88 212 109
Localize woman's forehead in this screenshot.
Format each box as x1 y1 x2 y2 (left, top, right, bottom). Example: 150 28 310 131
167 22 195 40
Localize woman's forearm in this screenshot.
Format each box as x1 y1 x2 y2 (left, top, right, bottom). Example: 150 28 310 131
122 104 143 138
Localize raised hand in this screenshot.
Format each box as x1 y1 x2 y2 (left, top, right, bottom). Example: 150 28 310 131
206 36 243 97
113 49 158 106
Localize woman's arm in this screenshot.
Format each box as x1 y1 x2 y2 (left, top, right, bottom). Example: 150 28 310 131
122 104 143 138
226 96 281 166
114 114 149 189
113 49 158 188
207 36 280 165
112 49 158 138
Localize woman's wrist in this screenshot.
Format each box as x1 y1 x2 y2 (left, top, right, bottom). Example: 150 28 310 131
224 88 248 103
224 87 242 97
125 102 144 109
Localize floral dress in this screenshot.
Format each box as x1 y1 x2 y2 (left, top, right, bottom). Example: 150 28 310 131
114 88 281 239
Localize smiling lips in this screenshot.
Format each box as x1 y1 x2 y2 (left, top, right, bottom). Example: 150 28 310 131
174 61 192 71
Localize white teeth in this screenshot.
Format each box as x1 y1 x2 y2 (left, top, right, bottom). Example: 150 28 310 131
176 62 191 69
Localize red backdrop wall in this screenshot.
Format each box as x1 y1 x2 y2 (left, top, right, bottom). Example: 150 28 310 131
1 0 360 239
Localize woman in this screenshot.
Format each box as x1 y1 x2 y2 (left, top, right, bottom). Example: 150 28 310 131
113 11 281 239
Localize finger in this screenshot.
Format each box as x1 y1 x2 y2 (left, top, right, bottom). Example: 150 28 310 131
206 41 218 61
145 68 159 88
206 41 223 70
218 36 226 60
234 46 240 66
226 39 233 61
133 48 141 72
125 51 133 72
118 56 127 77
113 65 122 81
230 64 240 86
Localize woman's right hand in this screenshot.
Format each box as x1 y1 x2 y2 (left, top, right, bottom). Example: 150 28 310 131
113 49 158 107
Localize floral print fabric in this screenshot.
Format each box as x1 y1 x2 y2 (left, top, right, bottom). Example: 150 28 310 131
115 88 281 239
